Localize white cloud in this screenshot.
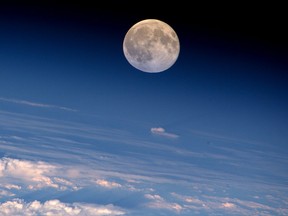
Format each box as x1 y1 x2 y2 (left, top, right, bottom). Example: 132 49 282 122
0 157 78 191
221 202 236 208
0 97 77 112
171 192 203 205
95 179 122 189
145 194 164 201
2 184 21 190
150 127 179 139
0 199 126 216
54 177 81 191
145 194 183 213
0 189 15 198
151 128 165 133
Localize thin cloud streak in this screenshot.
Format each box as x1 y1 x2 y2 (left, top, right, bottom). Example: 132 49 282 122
0 97 77 112
150 127 179 139
189 129 267 146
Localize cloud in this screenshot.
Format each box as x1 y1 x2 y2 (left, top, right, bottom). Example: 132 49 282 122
0 199 126 216
0 97 77 112
150 127 179 139
0 189 15 198
145 194 183 213
171 193 203 206
0 157 78 191
2 184 21 190
221 202 236 208
95 179 122 189
171 192 288 215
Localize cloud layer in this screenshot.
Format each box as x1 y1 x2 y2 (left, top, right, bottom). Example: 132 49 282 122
0 109 287 215
0 199 125 216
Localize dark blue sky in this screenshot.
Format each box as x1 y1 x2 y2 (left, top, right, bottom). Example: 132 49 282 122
0 2 287 146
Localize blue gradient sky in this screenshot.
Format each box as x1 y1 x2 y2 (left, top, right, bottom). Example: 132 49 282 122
1 3 287 145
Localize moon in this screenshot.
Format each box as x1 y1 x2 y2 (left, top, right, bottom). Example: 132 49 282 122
123 19 180 73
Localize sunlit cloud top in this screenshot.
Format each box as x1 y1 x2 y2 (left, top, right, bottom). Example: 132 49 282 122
150 127 179 139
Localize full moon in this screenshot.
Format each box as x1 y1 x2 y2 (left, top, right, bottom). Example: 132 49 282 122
123 19 180 73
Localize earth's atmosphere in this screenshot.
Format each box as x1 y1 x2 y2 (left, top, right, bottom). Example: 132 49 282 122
0 2 287 215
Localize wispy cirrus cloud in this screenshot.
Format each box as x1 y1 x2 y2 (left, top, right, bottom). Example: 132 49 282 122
189 129 267 146
0 199 126 216
150 127 179 139
0 97 77 112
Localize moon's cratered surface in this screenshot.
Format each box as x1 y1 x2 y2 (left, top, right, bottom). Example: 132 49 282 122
123 19 180 73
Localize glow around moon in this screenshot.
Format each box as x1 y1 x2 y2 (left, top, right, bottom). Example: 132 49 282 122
123 19 180 73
